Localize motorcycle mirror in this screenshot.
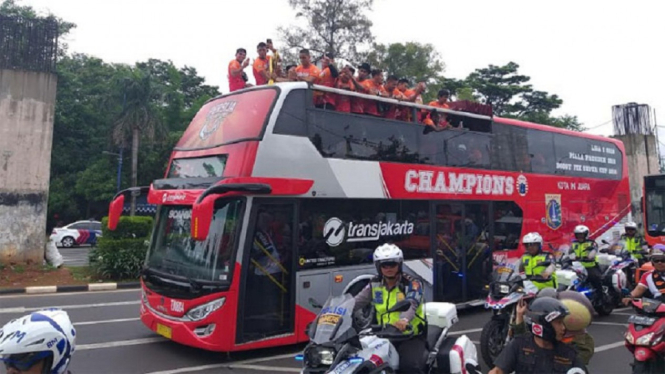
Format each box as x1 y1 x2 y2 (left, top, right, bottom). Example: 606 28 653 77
309 298 323 309
386 300 411 313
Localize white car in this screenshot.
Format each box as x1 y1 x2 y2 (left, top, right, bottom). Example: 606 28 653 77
50 220 103 248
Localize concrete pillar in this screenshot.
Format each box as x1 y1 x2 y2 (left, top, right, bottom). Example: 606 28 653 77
612 134 660 229
0 69 57 264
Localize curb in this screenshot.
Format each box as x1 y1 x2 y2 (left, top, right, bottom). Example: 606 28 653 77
0 282 141 296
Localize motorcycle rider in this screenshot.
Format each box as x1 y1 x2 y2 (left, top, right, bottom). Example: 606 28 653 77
621 221 648 264
489 297 587 374
572 225 603 295
622 245 665 304
353 243 427 374
0 308 76 374
518 232 557 290
511 288 596 365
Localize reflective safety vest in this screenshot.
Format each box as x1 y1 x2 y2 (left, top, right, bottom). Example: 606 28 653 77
622 235 644 259
573 240 597 268
521 253 556 290
371 275 425 335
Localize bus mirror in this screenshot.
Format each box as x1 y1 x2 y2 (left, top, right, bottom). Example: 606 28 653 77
108 195 125 231
191 195 215 241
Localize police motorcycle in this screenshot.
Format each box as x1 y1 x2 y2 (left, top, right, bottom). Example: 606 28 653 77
297 293 480 374
599 239 643 294
479 262 540 367
555 243 626 315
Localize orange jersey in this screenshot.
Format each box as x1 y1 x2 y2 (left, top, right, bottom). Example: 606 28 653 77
252 56 272 86
361 80 382 116
228 59 246 92
295 64 321 82
335 80 354 112
317 67 337 106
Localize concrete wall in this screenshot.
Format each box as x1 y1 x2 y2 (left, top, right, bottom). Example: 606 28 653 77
612 134 660 229
0 69 57 264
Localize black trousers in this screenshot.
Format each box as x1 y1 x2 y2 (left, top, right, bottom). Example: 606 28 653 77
394 335 427 374
586 265 604 293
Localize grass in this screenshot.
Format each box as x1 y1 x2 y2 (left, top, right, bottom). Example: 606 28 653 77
68 266 95 281
13 265 25 273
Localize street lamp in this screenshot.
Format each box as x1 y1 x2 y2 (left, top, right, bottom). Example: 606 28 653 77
102 149 123 192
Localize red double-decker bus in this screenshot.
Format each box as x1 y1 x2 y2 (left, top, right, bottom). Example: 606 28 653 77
107 83 630 352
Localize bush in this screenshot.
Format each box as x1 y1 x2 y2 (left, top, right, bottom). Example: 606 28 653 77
90 216 153 280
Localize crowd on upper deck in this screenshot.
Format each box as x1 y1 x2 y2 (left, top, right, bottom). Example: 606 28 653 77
228 41 458 130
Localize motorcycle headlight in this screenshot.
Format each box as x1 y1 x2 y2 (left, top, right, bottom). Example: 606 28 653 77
185 297 225 321
499 285 510 294
306 346 336 366
625 331 635 344
636 332 654 346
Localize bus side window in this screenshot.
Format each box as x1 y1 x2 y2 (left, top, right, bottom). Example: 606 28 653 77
273 89 308 136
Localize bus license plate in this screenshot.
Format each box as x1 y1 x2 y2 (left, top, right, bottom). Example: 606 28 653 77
156 323 172 339
627 315 656 326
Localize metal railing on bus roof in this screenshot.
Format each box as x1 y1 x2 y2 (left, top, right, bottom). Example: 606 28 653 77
309 83 493 121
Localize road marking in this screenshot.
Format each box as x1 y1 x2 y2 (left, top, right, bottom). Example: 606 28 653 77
0 300 140 314
471 340 480 344
0 288 138 299
26 286 57 294
611 312 634 316
450 328 482 336
144 353 299 374
592 321 628 327
89 283 118 291
229 365 300 372
77 337 166 351
74 317 140 326
614 307 631 312
595 341 626 353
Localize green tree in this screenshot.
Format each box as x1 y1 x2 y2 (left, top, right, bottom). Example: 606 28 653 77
111 67 164 215
278 0 375 64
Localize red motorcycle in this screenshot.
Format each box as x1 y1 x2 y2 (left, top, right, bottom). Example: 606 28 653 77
625 296 665 373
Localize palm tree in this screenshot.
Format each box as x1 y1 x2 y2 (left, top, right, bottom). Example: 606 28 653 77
112 67 163 215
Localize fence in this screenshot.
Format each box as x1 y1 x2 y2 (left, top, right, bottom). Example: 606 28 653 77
0 15 59 73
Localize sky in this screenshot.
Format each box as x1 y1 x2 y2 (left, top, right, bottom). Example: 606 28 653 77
18 0 665 143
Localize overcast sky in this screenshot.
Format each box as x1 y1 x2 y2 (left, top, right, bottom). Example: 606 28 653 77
20 0 665 143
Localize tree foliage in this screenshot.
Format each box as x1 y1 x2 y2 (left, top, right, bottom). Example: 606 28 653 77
278 0 375 64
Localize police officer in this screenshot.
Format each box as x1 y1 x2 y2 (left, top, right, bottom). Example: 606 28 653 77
622 221 648 264
354 243 427 374
489 297 587 374
518 232 557 290
572 225 603 294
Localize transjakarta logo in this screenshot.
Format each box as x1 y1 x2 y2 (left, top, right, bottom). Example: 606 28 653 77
323 217 414 247
163 192 186 203
405 170 516 196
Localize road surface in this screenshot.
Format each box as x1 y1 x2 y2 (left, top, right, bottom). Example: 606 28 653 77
0 289 636 373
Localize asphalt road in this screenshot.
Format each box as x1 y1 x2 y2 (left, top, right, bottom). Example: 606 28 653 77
0 290 636 373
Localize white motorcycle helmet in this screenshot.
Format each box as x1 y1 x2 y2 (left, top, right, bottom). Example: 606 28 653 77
625 222 638 231
573 225 590 239
0 309 76 374
373 243 404 274
522 232 543 246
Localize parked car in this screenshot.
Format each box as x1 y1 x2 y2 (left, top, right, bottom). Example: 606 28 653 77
50 220 102 248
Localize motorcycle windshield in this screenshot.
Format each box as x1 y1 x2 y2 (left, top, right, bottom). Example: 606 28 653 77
491 263 518 282
312 294 355 345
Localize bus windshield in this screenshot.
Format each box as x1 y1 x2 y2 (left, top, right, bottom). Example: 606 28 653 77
646 188 665 236
146 199 244 282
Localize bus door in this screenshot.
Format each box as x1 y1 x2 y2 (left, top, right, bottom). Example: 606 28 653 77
236 199 296 344
433 202 491 303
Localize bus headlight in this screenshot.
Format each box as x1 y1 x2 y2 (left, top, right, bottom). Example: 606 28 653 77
186 297 225 321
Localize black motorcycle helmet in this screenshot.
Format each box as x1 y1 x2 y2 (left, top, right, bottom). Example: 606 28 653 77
524 296 570 343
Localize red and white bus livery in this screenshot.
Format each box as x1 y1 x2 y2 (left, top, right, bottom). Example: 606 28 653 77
108 82 630 352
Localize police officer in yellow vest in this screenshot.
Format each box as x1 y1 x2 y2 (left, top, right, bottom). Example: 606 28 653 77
621 221 648 263
354 243 427 374
572 225 603 293
518 232 557 290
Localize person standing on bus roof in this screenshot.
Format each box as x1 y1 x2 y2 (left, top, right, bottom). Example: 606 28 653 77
294 49 320 84
621 221 649 264
228 48 251 92
335 66 356 113
572 225 603 294
253 42 274 86
345 63 372 114
353 243 427 374
316 53 339 110
518 232 557 290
